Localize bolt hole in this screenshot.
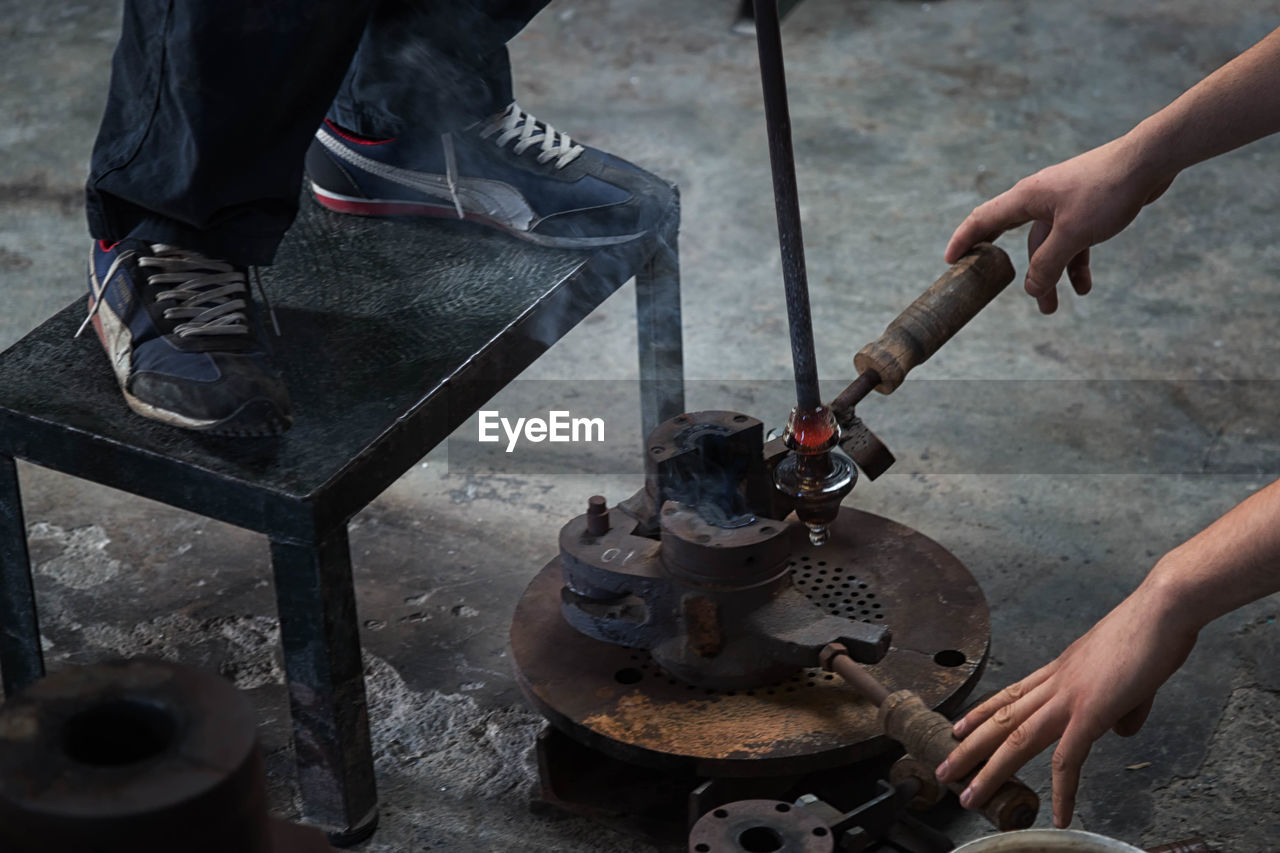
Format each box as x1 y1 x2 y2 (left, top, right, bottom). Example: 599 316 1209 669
650 446 665 454
695 845 711 853
813 827 829 837
934 650 967 668
759 526 776 535
775 803 791 812
738 826 785 852
733 415 749 422
63 699 176 767
713 809 729 819
614 668 643 684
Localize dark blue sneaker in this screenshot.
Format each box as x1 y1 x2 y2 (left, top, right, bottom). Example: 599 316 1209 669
79 240 292 435
305 103 672 248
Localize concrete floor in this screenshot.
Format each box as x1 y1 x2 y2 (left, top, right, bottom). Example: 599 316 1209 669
4 0 1280 850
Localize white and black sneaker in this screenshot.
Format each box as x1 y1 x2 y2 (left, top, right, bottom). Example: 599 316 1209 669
305 103 671 248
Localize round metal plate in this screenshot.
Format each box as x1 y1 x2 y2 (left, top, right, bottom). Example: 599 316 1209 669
688 800 835 853
511 507 989 777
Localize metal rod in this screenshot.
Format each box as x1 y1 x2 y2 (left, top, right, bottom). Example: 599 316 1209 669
754 0 822 412
829 369 881 425
823 644 892 706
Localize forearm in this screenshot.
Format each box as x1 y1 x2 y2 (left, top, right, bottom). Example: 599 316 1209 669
1126 26 1280 179
1139 477 1280 632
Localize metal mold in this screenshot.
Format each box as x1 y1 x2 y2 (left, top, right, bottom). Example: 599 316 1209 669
512 506 989 777
0 659 333 853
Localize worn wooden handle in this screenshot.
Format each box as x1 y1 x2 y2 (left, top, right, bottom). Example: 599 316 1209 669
854 242 1015 393
878 690 1039 832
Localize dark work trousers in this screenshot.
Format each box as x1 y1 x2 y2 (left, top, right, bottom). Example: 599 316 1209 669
85 0 551 266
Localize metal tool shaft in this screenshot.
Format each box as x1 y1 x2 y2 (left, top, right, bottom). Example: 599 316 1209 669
754 0 821 412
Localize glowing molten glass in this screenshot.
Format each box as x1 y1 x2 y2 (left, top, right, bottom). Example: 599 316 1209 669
787 406 837 453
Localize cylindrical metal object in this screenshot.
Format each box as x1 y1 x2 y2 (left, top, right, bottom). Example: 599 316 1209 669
586 494 610 536
0 659 331 853
828 370 881 424
854 242 1015 393
878 690 1038 831
754 0 822 412
821 643 890 705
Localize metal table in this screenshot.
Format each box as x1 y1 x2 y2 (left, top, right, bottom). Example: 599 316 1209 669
0 193 683 844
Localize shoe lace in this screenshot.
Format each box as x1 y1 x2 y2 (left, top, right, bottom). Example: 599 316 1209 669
77 245 279 339
477 103 585 169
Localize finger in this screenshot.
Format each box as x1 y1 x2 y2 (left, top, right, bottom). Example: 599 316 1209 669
1067 247 1092 296
945 190 1036 263
942 683 1049 783
1024 225 1080 301
1112 697 1153 737
1036 288 1059 315
961 703 1069 812
1025 221 1060 314
953 666 1056 739
1050 725 1095 828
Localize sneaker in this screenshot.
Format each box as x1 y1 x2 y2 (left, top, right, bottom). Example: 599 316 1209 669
305 103 671 248
79 240 293 436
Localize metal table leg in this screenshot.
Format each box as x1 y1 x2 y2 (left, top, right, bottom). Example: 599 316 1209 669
270 526 378 847
636 227 686 441
0 454 42 696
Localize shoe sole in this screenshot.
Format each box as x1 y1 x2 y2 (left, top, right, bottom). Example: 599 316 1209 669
88 268 291 437
310 183 645 249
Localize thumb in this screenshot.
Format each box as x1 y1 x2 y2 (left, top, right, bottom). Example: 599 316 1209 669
1112 697 1154 737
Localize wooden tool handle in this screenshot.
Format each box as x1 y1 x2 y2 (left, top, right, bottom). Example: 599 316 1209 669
854 242 1014 393
878 690 1039 831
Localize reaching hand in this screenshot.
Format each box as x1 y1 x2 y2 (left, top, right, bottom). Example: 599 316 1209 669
945 136 1174 314
934 582 1197 827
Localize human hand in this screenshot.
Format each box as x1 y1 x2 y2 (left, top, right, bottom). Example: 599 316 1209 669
945 136 1175 314
934 580 1197 827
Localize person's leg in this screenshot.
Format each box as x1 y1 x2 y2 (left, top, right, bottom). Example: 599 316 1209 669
327 0 550 139
82 0 374 435
307 0 675 249
86 0 375 266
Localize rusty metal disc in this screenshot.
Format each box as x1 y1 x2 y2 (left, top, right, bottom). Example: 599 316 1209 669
511 507 989 777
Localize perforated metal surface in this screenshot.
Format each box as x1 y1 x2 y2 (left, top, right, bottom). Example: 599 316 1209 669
512 507 990 776
791 553 886 622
